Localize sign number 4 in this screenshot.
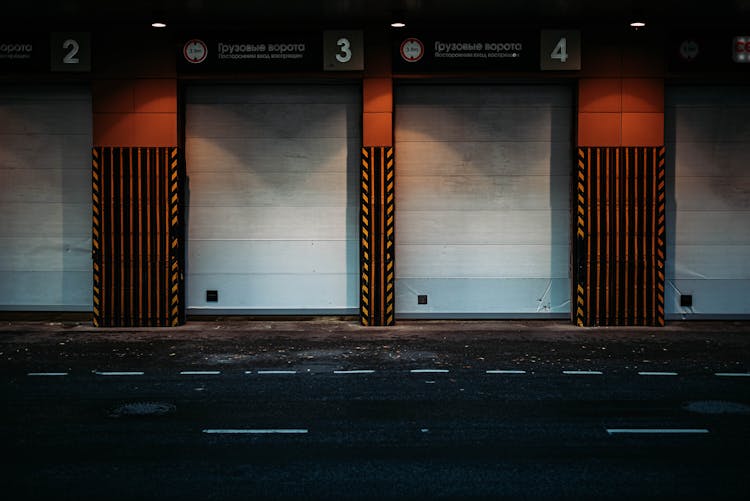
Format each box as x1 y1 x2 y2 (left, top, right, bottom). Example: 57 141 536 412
540 30 580 70
550 37 568 63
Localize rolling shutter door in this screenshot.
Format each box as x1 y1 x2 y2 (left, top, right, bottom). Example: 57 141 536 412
395 84 572 317
665 86 750 318
0 86 92 311
185 85 360 314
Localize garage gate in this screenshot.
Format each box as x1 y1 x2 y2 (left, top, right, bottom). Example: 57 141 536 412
185 85 360 314
665 86 750 318
395 84 573 317
0 85 93 311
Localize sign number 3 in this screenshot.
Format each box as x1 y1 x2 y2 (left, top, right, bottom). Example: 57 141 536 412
336 38 352 63
324 31 363 70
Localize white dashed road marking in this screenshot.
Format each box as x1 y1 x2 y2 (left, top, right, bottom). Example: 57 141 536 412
563 370 603 375
334 370 376 374
27 372 68 377
638 372 678 376
95 371 145 376
715 373 750 377
180 371 221 375
486 370 527 374
202 429 308 434
257 370 297 375
410 369 449 374
606 428 709 435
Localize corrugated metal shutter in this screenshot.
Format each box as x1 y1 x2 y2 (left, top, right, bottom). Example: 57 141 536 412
185 85 360 314
665 86 750 318
0 86 92 311
394 84 572 317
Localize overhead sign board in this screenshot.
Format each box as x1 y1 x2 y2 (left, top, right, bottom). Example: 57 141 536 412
50 32 91 72
540 30 581 70
0 35 45 71
669 31 750 71
392 31 538 72
323 31 364 71
734 36 750 63
177 33 323 72
178 31 364 73
1 33 91 73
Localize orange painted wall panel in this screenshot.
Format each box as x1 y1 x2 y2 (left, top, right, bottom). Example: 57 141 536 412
578 112 621 146
363 112 393 147
93 113 135 145
622 79 664 113
134 79 177 113
363 78 392 113
132 113 178 146
92 80 134 113
579 79 622 113
621 113 664 146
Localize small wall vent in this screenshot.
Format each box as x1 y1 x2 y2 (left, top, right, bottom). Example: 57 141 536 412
206 290 218 302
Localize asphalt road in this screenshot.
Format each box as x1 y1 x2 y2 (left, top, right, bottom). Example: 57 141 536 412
1 320 749 500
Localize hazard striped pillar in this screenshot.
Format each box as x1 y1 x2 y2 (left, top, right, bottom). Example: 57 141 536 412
92 147 184 327
359 27 395 326
360 146 395 326
574 147 666 326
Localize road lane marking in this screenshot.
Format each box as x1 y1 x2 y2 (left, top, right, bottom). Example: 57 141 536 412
202 429 308 434
334 370 375 374
715 372 750 377
410 369 449 374
94 371 145 376
638 371 678 376
257 370 297 375
27 372 69 376
563 370 603 375
606 428 709 435
180 371 221 375
486 370 527 374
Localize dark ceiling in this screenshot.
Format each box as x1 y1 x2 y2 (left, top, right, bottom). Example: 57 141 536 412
5 0 750 28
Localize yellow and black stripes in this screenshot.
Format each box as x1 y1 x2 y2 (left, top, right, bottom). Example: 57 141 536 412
574 146 666 327
169 149 182 326
92 147 184 327
360 146 395 326
655 149 666 326
92 149 102 326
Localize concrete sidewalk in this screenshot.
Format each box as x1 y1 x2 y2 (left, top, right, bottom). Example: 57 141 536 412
1 317 750 340
1 318 748 375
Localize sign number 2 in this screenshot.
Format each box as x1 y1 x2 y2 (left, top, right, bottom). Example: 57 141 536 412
550 37 568 63
51 32 90 72
62 39 80 64
336 38 352 63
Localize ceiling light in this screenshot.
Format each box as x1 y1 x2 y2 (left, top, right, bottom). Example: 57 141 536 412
152 21 167 28
630 21 646 28
391 21 406 28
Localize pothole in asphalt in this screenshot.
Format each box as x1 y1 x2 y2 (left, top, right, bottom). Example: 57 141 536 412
109 402 176 418
683 400 750 415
